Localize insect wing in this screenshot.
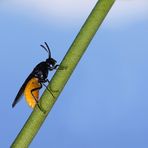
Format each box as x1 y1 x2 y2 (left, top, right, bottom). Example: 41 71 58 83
12 74 33 108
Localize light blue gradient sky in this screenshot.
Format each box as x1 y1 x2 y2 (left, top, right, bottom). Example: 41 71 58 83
0 1 148 147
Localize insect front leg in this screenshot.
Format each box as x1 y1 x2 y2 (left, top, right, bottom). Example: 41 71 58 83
50 64 67 70
58 65 68 70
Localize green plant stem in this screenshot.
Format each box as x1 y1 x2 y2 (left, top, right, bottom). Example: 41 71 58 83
11 0 115 147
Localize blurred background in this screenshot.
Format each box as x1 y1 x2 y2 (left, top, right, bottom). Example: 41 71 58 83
0 0 148 147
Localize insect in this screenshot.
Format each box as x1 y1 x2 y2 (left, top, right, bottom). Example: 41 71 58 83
12 42 59 111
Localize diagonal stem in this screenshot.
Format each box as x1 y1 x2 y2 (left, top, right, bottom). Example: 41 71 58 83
11 0 115 147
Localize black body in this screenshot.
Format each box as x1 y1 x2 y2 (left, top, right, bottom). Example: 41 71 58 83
12 42 59 108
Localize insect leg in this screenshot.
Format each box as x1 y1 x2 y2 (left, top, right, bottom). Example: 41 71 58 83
46 79 59 93
31 84 46 113
53 64 59 70
42 83 56 99
57 65 67 70
50 64 67 71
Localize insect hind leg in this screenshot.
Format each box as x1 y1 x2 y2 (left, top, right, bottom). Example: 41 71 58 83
31 84 46 113
42 83 56 99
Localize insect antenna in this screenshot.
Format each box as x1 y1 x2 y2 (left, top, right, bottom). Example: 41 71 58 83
44 42 51 58
40 42 51 58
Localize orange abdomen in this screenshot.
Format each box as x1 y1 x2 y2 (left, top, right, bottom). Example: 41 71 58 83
24 78 40 108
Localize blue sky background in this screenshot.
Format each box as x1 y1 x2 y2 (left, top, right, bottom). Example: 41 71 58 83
0 0 148 147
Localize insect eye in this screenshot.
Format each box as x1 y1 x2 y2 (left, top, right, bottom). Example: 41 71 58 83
50 58 56 65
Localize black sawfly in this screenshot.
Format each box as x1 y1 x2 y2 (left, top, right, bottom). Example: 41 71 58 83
12 42 60 112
